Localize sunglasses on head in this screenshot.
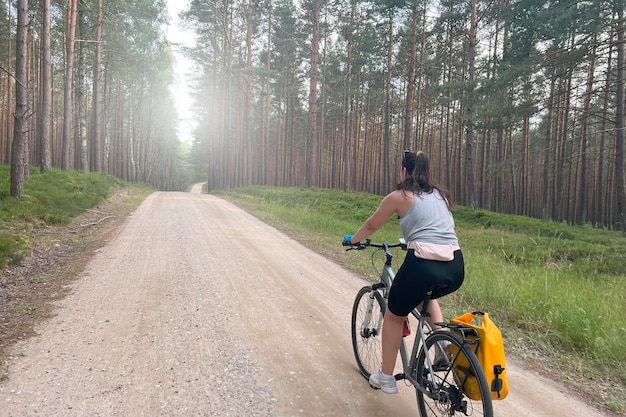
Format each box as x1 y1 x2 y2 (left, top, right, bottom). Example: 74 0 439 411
404 150 423 159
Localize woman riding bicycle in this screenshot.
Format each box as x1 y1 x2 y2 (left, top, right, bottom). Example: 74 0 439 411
343 150 464 394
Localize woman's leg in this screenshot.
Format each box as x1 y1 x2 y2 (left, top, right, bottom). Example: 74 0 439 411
381 310 405 375
419 299 443 331
377 300 446 382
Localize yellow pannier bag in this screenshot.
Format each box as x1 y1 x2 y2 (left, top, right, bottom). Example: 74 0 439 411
450 311 509 401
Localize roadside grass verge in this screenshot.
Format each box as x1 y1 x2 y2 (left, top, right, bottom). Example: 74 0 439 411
0 166 150 269
215 186 626 414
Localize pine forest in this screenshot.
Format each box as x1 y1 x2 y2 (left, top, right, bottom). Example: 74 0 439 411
1 0 626 230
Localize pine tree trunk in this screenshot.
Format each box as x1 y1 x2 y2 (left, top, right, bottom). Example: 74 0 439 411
61 0 77 169
576 42 596 226
11 0 28 198
76 0 87 171
3 5 13 165
403 1 418 151
39 0 52 173
465 0 477 208
615 6 626 231
245 0 253 184
383 7 394 192
307 0 320 187
521 77 530 215
342 1 354 191
595 43 612 228
91 0 102 172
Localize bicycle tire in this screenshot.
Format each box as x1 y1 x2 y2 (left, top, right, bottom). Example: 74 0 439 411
351 286 386 379
415 331 493 417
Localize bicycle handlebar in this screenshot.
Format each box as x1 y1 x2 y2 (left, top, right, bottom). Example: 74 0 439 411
343 238 407 251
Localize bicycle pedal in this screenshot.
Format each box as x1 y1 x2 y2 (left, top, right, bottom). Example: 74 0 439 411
369 383 380 390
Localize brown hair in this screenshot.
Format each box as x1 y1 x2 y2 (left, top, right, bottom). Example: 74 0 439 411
397 151 452 207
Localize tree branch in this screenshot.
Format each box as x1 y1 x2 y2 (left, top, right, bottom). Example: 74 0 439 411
0 64 27 88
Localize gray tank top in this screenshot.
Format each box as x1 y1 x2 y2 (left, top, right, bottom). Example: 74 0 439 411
398 190 459 245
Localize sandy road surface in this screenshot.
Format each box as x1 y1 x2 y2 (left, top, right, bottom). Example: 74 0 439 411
0 189 613 416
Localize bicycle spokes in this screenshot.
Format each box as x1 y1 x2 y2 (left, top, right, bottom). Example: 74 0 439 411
351 286 385 378
416 332 493 417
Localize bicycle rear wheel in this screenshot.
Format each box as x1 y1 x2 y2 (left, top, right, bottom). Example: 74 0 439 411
351 286 385 379
415 331 493 417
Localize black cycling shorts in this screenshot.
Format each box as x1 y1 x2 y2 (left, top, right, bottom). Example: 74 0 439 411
387 249 465 317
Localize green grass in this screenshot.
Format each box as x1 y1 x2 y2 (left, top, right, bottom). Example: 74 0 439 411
215 186 626 413
0 166 140 269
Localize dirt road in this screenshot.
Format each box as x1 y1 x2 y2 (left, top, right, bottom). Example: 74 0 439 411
0 190 613 416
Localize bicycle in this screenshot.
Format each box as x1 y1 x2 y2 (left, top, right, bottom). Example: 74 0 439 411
347 238 494 417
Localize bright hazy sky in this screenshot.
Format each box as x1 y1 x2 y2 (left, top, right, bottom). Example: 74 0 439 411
166 0 195 144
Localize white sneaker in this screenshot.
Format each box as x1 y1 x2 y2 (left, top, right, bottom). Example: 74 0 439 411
369 368 398 394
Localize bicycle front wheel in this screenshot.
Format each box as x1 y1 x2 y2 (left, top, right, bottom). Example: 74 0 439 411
351 286 385 379
415 331 493 417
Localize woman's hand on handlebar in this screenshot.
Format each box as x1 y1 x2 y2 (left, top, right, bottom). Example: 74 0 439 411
342 235 369 250
342 234 355 246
